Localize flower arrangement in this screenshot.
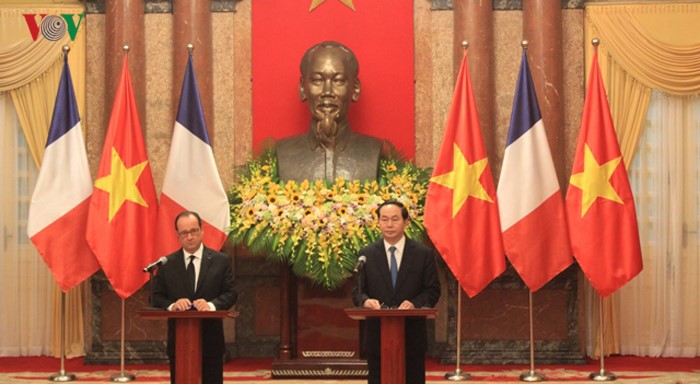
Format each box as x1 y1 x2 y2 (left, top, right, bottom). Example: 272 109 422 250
228 147 430 290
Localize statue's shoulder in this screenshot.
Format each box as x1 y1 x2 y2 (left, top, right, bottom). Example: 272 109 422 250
275 133 309 160
276 133 307 149
349 132 382 152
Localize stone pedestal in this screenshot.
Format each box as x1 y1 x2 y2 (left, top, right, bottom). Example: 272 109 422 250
440 264 586 365
85 273 167 364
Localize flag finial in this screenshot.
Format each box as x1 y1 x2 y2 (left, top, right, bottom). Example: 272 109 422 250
461 40 469 50
187 43 194 54
592 38 600 47
521 40 528 49
122 45 130 54
62 45 70 54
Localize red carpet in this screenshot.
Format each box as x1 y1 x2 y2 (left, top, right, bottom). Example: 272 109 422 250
0 356 699 383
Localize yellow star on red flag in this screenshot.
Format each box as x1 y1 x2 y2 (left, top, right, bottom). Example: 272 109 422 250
429 143 493 218
309 0 356 12
569 143 623 217
94 147 149 221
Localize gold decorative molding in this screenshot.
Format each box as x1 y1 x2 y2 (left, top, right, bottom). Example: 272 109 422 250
301 350 356 358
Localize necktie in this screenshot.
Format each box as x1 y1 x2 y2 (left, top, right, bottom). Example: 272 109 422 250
389 246 398 288
187 255 196 292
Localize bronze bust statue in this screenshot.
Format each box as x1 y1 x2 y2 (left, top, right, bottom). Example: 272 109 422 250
276 41 383 183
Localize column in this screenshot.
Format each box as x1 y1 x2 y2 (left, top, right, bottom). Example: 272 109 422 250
523 0 566 185
453 1 497 163
105 0 146 139
173 0 214 143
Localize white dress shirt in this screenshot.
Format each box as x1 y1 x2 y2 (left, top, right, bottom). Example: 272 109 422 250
384 236 406 270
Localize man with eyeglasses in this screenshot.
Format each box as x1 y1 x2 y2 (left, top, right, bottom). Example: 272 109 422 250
352 201 441 384
152 210 238 384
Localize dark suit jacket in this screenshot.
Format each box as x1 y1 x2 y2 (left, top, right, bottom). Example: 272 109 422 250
352 237 441 355
152 246 238 358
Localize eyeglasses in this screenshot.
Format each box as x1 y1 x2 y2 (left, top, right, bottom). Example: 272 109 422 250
177 228 201 238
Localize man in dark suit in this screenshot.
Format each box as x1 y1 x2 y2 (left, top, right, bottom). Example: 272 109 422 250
353 201 441 384
152 211 238 384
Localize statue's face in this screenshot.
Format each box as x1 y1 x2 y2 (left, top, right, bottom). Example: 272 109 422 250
300 47 360 125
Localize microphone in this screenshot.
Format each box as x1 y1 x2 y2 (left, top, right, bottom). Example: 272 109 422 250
143 256 168 272
353 255 367 273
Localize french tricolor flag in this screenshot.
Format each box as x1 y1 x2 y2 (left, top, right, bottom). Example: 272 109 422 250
155 53 230 256
497 50 572 292
27 55 100 292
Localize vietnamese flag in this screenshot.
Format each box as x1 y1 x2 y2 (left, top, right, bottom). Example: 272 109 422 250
252 0 414 158
565 50 643 298
86 54 158 299
424 50 506 298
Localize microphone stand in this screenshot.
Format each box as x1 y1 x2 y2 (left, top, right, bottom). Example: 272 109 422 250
148 269 155 308
355 269 363 308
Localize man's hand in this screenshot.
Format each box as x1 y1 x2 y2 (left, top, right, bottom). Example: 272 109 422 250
191 299 211 311
363 298 381 309
398 300 414 310
172 298 193 311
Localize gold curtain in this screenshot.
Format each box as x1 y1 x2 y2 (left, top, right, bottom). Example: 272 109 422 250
0 2 87 358
584 2 700 165
0 4 86 165
583 2 700 357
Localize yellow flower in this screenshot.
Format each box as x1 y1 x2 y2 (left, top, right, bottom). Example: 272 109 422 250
267 194 278 205
285 180 298 192
289 192 301 203
387 163 397 172
245 207 255 219
245 189 258 201
357 194 367 205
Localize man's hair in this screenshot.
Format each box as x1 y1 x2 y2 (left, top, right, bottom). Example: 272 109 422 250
174 211 202 231
376 200 410 220
300 41 359 78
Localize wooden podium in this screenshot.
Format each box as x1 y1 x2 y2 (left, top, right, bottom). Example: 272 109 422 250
139 310 237 384
344 308 437 384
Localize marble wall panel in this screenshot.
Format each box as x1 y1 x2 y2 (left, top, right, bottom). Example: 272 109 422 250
144 13 173 194
212 12 236 190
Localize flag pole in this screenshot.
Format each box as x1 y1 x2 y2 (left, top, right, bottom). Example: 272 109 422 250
589 295 616 381
107 47 137 384
49 291 76 382
444 287 470 381
110 298 135 382
586 38 616 382
519 290 545 382
444 41 472 382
